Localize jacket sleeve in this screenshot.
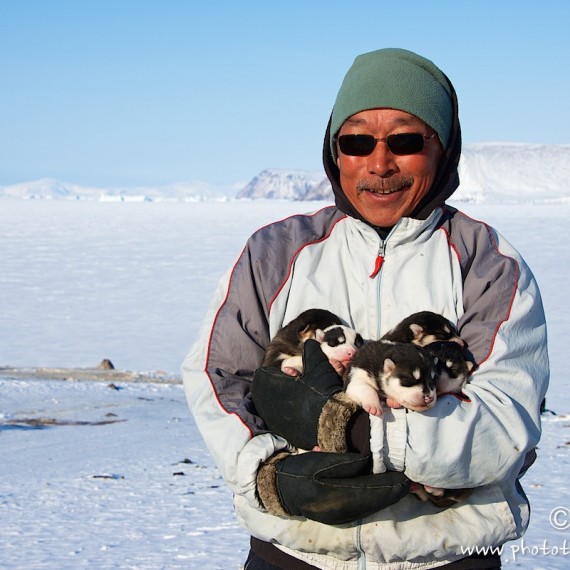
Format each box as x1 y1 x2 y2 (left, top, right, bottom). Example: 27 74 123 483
180 234 293 509
389 220 549 488
181 208 342 508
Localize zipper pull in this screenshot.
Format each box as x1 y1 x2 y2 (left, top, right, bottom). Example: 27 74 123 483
369 241 385 279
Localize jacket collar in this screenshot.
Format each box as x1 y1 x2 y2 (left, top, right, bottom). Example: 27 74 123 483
344 207 447 249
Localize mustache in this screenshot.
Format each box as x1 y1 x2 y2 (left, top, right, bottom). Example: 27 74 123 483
356 176 414 195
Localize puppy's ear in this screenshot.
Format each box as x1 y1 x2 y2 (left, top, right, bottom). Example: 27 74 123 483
299 325 316 341
383 358 396 374
314 329 325 343
410 324 424 340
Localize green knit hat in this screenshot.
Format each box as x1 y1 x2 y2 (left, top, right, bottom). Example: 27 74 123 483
330 48 453 161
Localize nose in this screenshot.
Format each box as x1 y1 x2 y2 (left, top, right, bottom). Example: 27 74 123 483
342 347 356 362
366 142 398 176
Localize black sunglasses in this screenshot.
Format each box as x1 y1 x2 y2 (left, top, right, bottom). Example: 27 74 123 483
336 132 436 156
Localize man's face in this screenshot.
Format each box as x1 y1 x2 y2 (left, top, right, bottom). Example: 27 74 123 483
336 108 443 227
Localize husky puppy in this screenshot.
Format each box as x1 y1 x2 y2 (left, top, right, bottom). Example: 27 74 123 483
378 313 475 499
382 311 463 347
315 324 365 375
343 340 438 416
344 340 438 474
425 341 475 395
262 308 363 377
408 342 474 502
383 311 473 401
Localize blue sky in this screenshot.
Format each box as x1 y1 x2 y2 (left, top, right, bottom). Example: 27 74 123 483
1 0 568 187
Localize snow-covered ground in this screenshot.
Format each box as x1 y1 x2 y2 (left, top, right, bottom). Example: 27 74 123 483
1 200 569 569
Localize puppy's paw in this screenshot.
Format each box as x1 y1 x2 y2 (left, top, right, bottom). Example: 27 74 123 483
363 403 384 417
328 358 346 375
410 483 472 508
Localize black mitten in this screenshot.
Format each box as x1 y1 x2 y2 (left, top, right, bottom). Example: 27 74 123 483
252 339 362 452
257 451 410 525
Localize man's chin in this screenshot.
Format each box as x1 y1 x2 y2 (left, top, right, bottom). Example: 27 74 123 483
355 193 409 226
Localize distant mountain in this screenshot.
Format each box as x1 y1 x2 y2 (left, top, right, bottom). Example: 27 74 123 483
235 169 327 200
1 144 569 203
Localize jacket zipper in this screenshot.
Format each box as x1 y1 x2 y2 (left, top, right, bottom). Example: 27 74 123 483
369 239 386 279
371 235 390 341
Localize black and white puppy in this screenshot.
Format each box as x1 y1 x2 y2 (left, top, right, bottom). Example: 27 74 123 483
344 311 473 415
424 341 475 395
382 311 463 347
347 311 476 495
262 308 363 377
343 340 438 416
382 311 474 397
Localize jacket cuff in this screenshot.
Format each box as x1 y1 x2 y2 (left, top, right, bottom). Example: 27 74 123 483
368 407 408 473
256 451 290 517
317 392 360 453
384 407 407 471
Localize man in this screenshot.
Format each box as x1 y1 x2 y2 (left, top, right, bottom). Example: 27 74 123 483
182 48 549 569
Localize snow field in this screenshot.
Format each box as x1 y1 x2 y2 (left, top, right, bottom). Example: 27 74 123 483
1 200 568 568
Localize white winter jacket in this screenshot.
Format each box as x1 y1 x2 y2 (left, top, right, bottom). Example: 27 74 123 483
182 204 549 569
